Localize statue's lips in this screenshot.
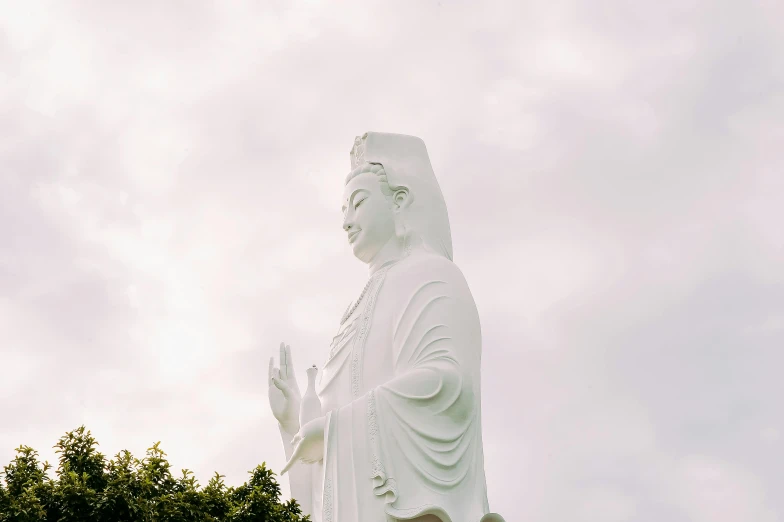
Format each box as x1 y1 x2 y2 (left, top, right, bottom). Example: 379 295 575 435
348 229 361 244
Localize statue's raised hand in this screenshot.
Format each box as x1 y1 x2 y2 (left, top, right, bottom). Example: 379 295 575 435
268 342 302 435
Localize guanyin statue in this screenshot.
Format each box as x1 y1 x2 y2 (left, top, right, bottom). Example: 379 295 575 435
267 132 504 522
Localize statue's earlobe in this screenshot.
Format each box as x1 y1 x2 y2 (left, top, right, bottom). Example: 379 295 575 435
394 213 407 240
393 187 411 241
392 188 412 211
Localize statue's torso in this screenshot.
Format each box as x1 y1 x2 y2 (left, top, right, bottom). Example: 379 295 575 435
313 253 489 522
317 264 394 411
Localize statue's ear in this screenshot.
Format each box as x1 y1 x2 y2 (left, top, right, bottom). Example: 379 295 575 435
392 187 412 212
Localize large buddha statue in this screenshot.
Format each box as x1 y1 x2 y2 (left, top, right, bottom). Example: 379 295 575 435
267 132 503 522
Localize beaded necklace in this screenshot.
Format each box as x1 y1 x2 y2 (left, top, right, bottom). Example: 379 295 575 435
339 247 411 326
340 277 373 325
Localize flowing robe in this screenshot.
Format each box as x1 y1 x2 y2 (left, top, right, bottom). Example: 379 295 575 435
308 252 489 522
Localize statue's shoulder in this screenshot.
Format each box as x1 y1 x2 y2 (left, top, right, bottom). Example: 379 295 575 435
389 251 469 290
384 252 479 324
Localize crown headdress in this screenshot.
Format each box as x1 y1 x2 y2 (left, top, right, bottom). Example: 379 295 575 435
349 133 367 170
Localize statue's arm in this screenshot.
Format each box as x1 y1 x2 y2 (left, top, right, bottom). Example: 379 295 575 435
382 263 479 405
268 343 314 514
278 423 313 514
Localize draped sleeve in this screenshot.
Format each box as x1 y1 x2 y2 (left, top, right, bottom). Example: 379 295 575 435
320 254 489 522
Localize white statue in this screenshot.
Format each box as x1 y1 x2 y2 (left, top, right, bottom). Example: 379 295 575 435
267 132 504 522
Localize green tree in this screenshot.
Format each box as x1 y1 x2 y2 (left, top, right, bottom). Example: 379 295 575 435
230 465 305 522
0 426 308 522
0 476 8 517
47 425 107 521
93 449 144 521
201 473 233 521
1 446 50 522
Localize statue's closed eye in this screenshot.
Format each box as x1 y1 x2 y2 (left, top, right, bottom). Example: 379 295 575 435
355 198 366 208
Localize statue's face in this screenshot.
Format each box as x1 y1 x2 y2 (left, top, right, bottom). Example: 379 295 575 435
342 172 395 263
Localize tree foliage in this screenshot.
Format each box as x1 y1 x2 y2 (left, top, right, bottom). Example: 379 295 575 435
0 426 307 521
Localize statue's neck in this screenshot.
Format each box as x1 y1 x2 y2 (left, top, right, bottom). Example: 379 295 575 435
367 236 409 276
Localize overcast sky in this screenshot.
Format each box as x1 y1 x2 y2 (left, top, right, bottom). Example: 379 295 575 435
2 1 783 520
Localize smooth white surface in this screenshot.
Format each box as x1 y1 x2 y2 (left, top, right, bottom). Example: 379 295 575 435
268 133 495 522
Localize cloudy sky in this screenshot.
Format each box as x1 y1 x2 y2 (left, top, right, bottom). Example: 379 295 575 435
2 0 783 520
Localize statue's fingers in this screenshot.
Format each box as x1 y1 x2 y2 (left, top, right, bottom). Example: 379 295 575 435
268 357 274 383
280 457 295 475
285 344 294 378
279 342 287 377
271 377 290 398
280 442 303 475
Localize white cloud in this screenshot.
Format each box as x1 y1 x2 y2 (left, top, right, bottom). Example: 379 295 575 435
1 1 782 519
674 456 778 522
570 486 637 522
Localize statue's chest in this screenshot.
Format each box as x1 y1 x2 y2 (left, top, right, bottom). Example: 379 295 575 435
326 315 359 363
319 267 391 399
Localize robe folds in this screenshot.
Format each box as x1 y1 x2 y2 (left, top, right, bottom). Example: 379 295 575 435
313 252 490 522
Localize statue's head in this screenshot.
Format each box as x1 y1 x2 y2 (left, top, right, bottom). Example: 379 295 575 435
342 162 410 263
341 132 453 264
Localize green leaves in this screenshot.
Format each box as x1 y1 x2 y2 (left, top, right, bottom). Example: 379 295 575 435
0 427 307 521
2 446 49 498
